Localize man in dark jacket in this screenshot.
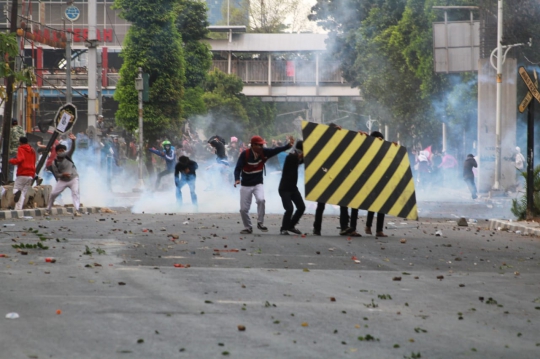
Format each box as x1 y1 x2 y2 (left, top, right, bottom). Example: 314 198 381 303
364 131 391 237
175 156 198 208
463 154 478 199
9 137 36 210
208 135 229 166
278 140 305 235
45 133 81 216
234 135 293 234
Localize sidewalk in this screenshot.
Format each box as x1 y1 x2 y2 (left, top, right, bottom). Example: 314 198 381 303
489 218 540 236
0 206 102 220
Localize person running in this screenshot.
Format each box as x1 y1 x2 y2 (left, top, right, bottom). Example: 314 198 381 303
44 133 81 216
463 153 478 200
9 137 36 210
174 155 198 208
149 140 176 190
234 135 293 234
278 140 306 235
208 135 229 166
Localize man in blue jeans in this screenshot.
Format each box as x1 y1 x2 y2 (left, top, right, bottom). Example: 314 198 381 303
174 156 198 209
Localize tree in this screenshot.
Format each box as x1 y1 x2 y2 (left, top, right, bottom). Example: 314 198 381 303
175 0 213 118
221 0 314 33
240 96 277 139
200 69 249 139
113 0 185 144
0 32 36 184
309 0 455 146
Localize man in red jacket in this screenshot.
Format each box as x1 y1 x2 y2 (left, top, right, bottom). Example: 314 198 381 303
9 137 36 210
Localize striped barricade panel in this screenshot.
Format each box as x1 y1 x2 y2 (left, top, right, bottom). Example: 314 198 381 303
302 121 418 220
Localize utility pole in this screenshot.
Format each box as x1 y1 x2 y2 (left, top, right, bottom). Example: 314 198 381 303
87 0 97 129
493 0 503 191
0 0 19 184
65 29 72 104
134 68 144 191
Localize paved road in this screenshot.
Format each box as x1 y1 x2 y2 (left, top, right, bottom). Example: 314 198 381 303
1 211 538 359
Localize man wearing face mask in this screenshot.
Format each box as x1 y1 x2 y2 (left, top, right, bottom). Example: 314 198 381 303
234 135 294 234
44 133 81 217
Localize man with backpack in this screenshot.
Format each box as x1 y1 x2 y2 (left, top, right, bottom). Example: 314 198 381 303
234 135 293 234
44 133 82 216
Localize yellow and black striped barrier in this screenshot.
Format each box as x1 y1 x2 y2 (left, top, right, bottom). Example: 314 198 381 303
302 121 418 220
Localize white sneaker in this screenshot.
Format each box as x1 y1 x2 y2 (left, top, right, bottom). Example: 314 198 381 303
73 211 82 217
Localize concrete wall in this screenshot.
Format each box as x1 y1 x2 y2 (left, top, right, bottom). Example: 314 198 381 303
477 58 518 193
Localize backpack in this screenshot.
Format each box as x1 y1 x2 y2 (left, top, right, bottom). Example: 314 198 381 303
243 149 267 176
54 155 76 170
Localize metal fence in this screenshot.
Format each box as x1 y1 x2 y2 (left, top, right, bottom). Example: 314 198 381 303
211 60 344 84
40 61 344 87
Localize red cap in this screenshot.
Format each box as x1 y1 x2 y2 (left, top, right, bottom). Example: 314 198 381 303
250 136 266 145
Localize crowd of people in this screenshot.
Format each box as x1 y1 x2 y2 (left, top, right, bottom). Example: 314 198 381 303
5 117 524 234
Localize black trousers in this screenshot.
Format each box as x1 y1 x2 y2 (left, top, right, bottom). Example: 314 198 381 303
366 211 385 233
156 168 174 188
464 177 477 199
313 202 326 232
340 207 358 231
279 189 305 231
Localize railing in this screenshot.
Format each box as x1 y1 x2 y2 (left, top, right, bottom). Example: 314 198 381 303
39 60 344 88
41 73 120 87
211 60 344 84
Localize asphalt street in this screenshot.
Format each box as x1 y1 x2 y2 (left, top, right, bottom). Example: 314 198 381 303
0 209 539 359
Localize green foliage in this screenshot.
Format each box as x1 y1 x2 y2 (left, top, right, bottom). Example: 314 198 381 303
199 69 248 139
114 0 185 144
182 87 207 118
175 0 212 90
114 0 177 26
511 165 540 220
183 41 212 89
175 0 209 42
308 0 456 146
240 96 277 139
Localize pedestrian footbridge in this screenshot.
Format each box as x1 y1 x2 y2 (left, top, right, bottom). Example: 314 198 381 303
204 30 361 102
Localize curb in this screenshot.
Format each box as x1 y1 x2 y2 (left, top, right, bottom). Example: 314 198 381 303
488 219 540 236
0 207 102 220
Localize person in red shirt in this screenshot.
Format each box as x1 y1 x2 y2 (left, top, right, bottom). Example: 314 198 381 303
9 137 36 210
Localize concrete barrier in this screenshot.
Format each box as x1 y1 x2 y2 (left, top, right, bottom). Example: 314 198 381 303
0 185 52 210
